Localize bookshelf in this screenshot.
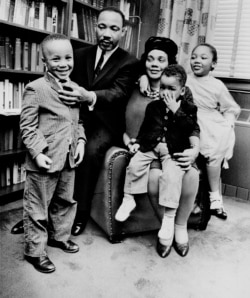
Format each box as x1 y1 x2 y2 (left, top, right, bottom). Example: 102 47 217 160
0 0 144 204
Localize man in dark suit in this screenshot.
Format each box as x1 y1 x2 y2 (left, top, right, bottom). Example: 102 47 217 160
58 6 139 236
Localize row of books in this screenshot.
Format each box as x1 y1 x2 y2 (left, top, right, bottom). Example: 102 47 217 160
0 36 45 72
105 0 138 20
0 160 26 188
0 79 25 113
78 0 137 18
0 0 65 34
0 124 24 152
71 7 97 43
78 0 105 9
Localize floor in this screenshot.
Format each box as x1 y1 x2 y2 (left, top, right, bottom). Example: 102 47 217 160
0 196 250 298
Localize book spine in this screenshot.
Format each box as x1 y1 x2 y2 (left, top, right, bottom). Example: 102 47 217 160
14 38 22 70
30 42 37 71
0 36 6 69
8 0 15 23
22 41 29 71
13 0 22 25
34 0 40 29
0 81 4 112
52 6 58 33
38 0 45 30
5 37 12 69
27 0 35 28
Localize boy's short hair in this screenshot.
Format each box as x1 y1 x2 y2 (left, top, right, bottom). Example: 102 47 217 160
98 6 125 27
162 64 187 87
41 33 70 57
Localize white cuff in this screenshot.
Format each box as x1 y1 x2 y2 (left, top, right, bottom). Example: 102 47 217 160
88 91 97 111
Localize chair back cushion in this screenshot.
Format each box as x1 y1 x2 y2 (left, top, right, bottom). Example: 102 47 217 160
125 88 153 139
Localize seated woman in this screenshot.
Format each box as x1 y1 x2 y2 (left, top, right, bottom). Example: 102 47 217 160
116 37 200 258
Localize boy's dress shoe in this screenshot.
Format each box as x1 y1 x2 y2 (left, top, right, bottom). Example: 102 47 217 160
48 239 79 253
11 220 24 234
174 241 189 257
156 239 172 258
25 255 55 273
210 208 227 220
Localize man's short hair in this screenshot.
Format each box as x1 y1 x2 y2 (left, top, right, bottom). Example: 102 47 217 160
98 6 126 27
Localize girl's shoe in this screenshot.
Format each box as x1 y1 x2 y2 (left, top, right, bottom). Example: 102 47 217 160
210 207 228 220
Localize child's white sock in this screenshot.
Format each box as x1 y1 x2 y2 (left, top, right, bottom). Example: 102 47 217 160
174 223 188 244
158 208 176 245
115 194 136 222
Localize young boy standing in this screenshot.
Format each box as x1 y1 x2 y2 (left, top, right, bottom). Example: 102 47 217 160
20 34 86 273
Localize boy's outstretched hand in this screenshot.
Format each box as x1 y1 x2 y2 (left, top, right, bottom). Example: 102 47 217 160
35 153 52 170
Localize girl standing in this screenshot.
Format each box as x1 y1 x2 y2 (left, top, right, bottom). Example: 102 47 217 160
187 43 240 220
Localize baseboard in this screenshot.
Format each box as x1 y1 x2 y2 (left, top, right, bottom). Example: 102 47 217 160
222 183 250 201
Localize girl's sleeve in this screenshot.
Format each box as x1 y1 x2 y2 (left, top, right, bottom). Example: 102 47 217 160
219 82 241 121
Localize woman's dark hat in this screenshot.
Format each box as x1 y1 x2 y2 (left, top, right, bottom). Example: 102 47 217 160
144 36 178 57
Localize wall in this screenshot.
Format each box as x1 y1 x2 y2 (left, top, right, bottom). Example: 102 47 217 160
221 81 250 201
138 0 161 58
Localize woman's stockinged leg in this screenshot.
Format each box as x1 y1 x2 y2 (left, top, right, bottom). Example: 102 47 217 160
175 167 199 226
175 167 199 246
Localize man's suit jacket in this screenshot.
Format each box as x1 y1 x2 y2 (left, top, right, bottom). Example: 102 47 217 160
71 45 139 142
20 72 86 173
137 95 199 155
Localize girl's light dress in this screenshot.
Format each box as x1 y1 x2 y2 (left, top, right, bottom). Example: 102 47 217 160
187 73 240 168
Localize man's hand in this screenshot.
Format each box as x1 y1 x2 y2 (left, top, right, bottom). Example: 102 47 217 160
35 153 52 170
58 84 93 106
74 141 85 166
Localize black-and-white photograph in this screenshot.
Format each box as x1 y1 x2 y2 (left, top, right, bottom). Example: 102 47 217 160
0 1 249 297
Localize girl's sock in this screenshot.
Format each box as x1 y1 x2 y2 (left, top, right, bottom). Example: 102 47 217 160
174 223 188 244
209 191 223 209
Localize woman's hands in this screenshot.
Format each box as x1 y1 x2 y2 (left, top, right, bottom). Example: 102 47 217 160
128 143 140 154
173 147 199 171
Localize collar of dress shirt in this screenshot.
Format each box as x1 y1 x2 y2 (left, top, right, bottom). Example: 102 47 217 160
47 71 69 88
95 46 119 69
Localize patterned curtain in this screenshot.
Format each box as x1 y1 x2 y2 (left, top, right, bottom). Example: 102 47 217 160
157 0 218 73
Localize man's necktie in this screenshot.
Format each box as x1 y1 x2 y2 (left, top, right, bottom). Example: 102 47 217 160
94 50 105 78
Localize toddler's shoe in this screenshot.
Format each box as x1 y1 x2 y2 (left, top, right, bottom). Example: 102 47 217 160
115 197 136 222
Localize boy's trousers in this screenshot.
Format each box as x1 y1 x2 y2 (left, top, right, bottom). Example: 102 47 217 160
23 165 77 257
124 142 185 209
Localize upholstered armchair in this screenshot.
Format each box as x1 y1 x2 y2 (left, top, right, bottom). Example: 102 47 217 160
90 89 210 243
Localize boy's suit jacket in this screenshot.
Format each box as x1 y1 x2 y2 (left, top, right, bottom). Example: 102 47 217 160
71 45 139 142
20 72 86 173
137 95 199 155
